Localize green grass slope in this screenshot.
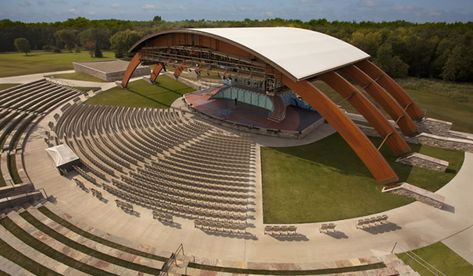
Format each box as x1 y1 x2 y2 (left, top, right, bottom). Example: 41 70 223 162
398 242 473 275
86 76 194 108
0 51 114 77
262 134 464 223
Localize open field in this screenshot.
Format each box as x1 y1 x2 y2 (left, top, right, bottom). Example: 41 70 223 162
262 133 464 224
398 78 473 133
85 76 194 108
315 78 473 133
48 72 107 82
398 242 473 275
0 51 114 78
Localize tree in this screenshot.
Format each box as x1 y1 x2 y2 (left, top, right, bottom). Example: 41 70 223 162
153 15 162 22
375 42 409 78
110 30 142 58
55 29 77 51
14 37 31 55
79 28 110 57
350 31 382 57
441 45 473 82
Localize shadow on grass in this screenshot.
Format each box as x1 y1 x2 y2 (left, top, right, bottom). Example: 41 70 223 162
156 80 193 96
272 133 416 181
127 87 171 108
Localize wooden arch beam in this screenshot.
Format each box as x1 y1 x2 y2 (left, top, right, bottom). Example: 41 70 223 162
340 65 418 136
150 63 163 83
355 60 425 121
318 71 411 156
121 52 142 88
282 75 399 184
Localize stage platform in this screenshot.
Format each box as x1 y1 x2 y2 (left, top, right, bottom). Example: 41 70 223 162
184 88 322 133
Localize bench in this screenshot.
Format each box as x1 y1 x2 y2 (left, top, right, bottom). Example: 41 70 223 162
356 215 388 229
264 225 297 236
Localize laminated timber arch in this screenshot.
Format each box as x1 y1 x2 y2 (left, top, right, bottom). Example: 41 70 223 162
317 71 411 156
339 65 418 136
150 63 164 83
281 76 398 184
355 60 425 121
122 27 425 184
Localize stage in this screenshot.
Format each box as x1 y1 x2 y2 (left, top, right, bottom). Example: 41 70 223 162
184 87 322 132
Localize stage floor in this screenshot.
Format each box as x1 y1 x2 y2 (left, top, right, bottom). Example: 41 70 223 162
185 88 321 132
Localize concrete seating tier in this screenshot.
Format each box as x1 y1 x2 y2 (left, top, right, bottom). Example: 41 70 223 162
0 207 164 275
54 104 257 223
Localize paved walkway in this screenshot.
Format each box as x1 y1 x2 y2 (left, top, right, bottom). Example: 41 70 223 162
0 70 75 84
443 226 473 264
0 71 147 97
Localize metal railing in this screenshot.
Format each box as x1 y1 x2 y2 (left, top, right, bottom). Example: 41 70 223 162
393 242 446 276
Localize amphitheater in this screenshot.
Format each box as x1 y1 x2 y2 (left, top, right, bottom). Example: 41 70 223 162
1 27 473 275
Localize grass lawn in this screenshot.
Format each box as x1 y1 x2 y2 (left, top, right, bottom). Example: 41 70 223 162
86 75 194 108
0 83 20 90
262 133 464 223
47 72 107 82
398 242 473 275
397 78 473 133
0 50 114 78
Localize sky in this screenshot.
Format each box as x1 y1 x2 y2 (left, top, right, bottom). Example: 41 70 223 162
0 0 472 23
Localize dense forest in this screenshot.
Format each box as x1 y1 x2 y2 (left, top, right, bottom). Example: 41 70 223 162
1 17 472 81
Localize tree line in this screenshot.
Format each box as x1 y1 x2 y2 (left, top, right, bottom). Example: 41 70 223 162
1 17 472 82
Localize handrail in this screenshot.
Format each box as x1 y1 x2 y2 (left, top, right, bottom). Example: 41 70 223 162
395 242 446 276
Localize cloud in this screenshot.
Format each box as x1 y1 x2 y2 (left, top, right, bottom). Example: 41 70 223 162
68 8 79 15
359 0 377 8
1 0 472 23
143 3 159 11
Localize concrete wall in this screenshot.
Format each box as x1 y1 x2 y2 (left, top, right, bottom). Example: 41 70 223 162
73 61 150 81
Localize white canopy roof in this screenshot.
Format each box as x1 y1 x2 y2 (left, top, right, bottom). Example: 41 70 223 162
192 27 370 80
45 144 79 167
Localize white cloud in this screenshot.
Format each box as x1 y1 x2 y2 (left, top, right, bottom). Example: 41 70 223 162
359 0 377 8
143 3 159 11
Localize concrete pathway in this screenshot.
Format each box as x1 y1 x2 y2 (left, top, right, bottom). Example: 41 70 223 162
0 70 74 84
0 70 144 94
443 227 473 264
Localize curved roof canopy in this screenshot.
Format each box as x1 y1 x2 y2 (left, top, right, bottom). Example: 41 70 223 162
130 27 370 81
